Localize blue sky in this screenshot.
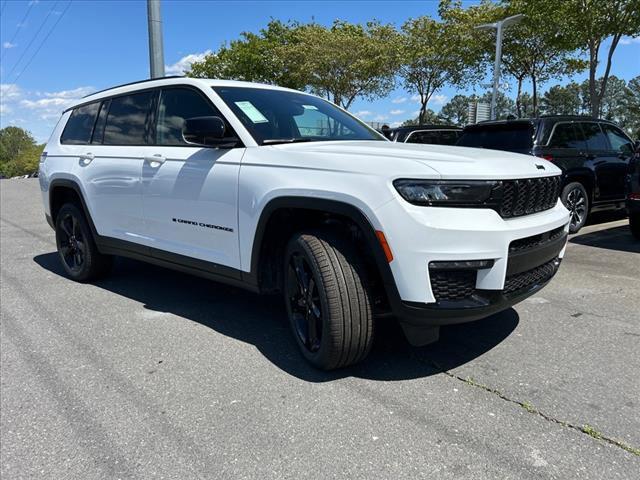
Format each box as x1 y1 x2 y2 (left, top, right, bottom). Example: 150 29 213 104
1 0 638 141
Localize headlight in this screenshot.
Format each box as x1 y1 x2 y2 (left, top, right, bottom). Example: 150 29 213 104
393 179 499 206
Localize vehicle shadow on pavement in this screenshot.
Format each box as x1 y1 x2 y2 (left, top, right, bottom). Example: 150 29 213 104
569 225 640 253
34 252 519 383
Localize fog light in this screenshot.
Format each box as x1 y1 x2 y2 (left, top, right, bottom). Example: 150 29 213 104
429 259 494 270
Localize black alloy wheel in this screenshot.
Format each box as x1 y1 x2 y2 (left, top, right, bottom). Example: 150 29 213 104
58 211 86 273
562 182 589 233
55 203 112 282
286 253 323 353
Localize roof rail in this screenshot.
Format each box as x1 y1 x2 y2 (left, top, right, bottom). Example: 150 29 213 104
82 76 186 98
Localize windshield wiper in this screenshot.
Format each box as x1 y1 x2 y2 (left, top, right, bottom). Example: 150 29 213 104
262 138 316 145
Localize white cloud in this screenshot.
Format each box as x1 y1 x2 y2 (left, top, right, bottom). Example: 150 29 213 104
391 96 407 104
390 109 405 115
43 86 95 99
431 94 448 106
3 42 17 49
411 94 422 103
165 50 212 75
0 104 12 115
354 110 373 118
1 83 22 101
620 36 640 45
373 114 389 122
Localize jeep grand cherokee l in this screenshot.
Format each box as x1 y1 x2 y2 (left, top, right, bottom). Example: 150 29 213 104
456 117 636 232
39 78 570 370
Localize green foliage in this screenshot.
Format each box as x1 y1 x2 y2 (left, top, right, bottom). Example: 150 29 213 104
540 82 582 116
401 109 447 126
440 94 478 125
0 126 43 177
288 20 400 108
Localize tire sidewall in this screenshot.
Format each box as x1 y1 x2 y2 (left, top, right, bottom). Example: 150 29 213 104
283 234 334 368
562 182 589 233
55 204 95 281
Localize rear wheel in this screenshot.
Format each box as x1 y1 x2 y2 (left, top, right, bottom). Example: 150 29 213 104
561 182 589 233
55 203 112 282
284 230 374 370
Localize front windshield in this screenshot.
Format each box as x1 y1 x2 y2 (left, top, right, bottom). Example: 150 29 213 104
213 86 385 145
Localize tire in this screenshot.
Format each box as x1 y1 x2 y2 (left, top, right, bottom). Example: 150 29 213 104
55 203 112 282
283 229 374 370
630 214 640 240
561 182 589 233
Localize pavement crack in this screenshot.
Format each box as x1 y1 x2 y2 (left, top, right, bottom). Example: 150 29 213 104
412 354 640 457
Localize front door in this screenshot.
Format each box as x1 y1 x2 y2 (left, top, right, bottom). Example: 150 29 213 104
140 87 244 271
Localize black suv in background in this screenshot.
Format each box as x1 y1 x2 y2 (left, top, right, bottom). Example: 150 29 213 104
628 157 640 240
382 125 462 145
456 116 637 232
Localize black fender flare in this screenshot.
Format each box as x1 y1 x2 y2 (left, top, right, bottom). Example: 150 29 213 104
244 196 402 305
48 178 100 238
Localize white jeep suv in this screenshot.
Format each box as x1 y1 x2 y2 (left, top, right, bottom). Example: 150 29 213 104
39 77 570 369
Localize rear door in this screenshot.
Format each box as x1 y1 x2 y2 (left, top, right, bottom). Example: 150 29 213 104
579 122 622 202
139 86 244 271
543 122 587 173
68 92 152 243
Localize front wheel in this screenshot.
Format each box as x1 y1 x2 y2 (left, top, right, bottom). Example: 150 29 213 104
561 182 589 233
55 203 112 282
284 230 374 370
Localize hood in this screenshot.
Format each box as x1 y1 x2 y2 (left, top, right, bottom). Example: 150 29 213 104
270 140 560 180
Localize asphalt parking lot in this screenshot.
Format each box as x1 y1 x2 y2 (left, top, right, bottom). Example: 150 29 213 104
1 178 639 479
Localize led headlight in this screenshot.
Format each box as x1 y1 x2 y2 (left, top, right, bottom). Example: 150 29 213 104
393 179 498 206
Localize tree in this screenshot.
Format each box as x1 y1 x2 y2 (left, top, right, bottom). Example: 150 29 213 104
517 92 534 117
512 0 640 117
0 126 40 177
540 82 582 115
623 76 640 138
479 91 515 119
287 20 399 109
401 109 446 126
440 94 478 125
398 11 484 124
188 20 308 90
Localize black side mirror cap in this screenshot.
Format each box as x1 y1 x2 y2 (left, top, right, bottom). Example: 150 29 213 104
183 116 227 146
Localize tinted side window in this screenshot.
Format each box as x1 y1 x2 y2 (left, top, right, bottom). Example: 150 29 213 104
91 100 110 144
103 91 154 145
157 88 221 145
548 123 584 149
60 102 100 145
601 124 633 153
406 131 438 144
580 122 608 151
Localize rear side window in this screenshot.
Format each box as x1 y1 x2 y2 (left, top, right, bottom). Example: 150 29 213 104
548 123 584 149
601 124 633 153
60 102 100 145
156 88 222 145
579 122 608 151
103 91 155 145
456 124 534 153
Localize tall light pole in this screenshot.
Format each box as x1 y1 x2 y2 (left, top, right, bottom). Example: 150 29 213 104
476 14 525 120
147 0 165 78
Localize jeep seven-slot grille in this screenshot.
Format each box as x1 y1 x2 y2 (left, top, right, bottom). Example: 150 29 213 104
500 176 562 218
503 258 560 295
429 270 476 302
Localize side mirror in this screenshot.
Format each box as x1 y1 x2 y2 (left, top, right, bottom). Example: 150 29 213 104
182 116 226 146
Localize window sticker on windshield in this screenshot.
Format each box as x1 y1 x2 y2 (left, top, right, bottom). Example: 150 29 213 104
234 101 269 123
302 104 318 110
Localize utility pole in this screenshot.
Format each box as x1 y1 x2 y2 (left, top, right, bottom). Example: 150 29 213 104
147 0 165 78
476 14 525 120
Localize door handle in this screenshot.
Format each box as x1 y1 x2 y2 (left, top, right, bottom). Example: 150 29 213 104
144 154 166 167
79 152 94 165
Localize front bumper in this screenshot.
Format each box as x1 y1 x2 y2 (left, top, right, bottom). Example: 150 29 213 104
373 198 569 327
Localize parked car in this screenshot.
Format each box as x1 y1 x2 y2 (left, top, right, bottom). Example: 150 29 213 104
456 116 636 232
628 149 640 240
383 125 462 145
39 77 569 369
